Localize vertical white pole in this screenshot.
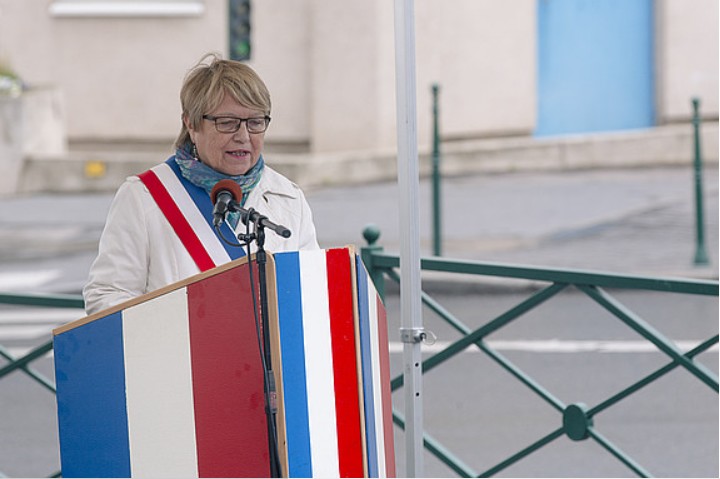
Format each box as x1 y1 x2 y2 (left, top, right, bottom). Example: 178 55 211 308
393 0 424 476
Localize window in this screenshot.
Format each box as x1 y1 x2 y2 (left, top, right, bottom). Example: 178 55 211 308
49 0 205 18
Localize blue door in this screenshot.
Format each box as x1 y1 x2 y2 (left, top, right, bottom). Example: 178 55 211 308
535 0 655 136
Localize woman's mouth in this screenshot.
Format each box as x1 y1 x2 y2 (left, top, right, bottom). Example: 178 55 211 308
227 149 250 159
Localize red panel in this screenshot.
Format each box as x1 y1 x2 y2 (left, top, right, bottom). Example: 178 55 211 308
326 249 365 477
376 297 397 477
187 264 271 477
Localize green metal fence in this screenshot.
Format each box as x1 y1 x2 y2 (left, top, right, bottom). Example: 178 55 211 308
360 227 718 478
1 238 718 477
0 292 82 478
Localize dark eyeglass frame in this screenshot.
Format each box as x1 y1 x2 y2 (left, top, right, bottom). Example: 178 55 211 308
202 114 271 134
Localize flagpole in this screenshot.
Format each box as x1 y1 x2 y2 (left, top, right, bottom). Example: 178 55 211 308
393 0 424 476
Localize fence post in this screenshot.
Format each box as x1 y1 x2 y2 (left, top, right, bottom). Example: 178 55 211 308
691 97 709 266
361 224 386 300
431 83 442 257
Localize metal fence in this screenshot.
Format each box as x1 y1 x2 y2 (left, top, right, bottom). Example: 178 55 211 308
1 240 718 477
360 227 718 478
0 292 82 478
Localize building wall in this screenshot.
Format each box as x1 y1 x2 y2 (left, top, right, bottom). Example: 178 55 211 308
0 0 716 154
656 0 719 122
252 0 311 147
254 0 536 152
308 0 389 152
415 0 536 142
0 0 227 142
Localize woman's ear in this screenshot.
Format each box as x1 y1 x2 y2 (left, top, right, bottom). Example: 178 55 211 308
183 114 197 143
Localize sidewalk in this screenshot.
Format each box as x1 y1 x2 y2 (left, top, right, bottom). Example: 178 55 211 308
312 165 718 276
0 165 717 294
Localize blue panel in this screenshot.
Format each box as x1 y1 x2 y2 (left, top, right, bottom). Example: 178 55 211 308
536 0 655 136
273 252 313 477
355 256 379 477
54 312 131 477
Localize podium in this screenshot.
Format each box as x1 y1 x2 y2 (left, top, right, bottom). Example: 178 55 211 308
53 247 395 478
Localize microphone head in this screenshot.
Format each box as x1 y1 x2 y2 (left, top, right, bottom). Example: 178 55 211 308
210 179 243 204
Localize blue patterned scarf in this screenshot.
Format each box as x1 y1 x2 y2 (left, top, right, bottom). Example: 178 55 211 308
175 142 264 228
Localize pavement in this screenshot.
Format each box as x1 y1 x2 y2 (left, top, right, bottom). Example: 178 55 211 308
0 164 717 479
0 164 717 296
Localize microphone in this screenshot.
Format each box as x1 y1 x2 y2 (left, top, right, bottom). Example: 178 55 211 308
211 179 243 227
210 179 293 239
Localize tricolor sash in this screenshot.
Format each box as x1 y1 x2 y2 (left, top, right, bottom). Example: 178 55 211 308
137 158 246 271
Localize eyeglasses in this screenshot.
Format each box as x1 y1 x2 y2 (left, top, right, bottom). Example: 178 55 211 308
202 115 271 134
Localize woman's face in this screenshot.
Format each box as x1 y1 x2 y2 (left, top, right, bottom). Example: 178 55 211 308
186 93 266 176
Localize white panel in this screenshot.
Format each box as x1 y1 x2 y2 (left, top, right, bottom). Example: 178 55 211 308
298 250 340 476
123 288 198 477
367 286 387 477
50 1 205 17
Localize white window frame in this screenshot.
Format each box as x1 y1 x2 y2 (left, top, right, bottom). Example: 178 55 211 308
49 1 205 18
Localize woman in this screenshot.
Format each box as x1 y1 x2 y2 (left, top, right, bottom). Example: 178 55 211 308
83 54 319 315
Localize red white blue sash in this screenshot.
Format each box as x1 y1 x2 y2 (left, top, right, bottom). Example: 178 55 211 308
137 158 246 272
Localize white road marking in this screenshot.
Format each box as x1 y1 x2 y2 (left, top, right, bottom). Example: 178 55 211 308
0 309 84 323
0 270 61 291
0 308 84 342
0 326 56 341
3 339 717 368
2 347 54 360
389 339 719 354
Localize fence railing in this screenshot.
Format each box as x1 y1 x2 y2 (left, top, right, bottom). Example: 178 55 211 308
2 240 718 478
360 227 719 478
0 292 83 478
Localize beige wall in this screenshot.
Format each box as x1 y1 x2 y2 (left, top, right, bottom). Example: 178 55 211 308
657 0 719 122
254 0 536 152
0 0 227 142
252 0 311 147
0 0 717 155
308 0 389 152
415 1 537 143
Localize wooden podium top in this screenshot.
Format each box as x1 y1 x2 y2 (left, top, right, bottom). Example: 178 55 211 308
53 254 258 335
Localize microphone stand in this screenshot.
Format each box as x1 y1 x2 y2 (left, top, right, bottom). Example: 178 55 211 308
255 221 282 479
232 206 284 478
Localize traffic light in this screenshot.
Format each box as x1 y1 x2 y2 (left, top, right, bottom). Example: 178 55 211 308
229 0 251 61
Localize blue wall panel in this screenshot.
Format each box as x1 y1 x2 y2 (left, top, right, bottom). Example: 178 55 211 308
536 0 655 136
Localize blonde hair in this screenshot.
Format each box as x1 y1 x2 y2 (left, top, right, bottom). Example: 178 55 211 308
175 53 271 149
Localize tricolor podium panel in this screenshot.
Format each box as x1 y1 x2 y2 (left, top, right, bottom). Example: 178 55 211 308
53 247 395 478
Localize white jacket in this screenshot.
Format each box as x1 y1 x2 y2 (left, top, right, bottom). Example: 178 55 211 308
83 165 319 315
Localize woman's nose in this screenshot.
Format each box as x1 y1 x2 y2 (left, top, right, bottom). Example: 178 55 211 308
232 122 250 141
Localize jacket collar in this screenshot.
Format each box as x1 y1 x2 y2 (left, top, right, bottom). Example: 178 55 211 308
254 165 300 200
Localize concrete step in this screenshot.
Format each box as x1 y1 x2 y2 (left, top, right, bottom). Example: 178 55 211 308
14 122 719 195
